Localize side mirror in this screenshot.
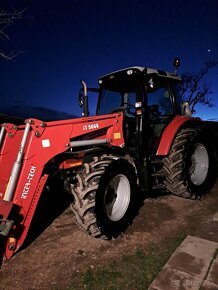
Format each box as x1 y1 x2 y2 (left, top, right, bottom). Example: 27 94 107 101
182 102 192 116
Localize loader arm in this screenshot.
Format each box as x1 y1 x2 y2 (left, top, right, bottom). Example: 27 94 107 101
0 123 25 199
0 113 124 261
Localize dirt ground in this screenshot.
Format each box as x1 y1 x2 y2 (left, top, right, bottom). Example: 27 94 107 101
0 182 218 290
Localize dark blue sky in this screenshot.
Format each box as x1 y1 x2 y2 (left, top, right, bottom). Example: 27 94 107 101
1 0 218 120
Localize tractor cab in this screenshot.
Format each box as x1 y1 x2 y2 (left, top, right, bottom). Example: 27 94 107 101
96 66 183 154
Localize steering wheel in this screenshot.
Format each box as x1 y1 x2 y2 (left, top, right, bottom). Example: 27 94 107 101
111 106 135 117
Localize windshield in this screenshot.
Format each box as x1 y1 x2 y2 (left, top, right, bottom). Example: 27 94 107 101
97 76 139 116
98 89 137 116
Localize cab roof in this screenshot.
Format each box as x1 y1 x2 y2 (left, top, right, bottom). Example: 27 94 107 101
99 66 181 82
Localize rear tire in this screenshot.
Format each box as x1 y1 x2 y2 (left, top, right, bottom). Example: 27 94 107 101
70 155 137 238
163 128 216 199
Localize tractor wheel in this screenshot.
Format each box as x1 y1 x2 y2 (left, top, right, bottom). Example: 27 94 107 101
70 155 137 239
163 127 215 199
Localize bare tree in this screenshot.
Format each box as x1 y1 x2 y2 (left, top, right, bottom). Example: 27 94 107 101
180 59 218 113
0 8 25 60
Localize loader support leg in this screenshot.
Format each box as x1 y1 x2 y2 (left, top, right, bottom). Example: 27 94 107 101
4 122 31 202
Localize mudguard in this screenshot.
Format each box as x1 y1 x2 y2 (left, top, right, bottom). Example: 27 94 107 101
156 115 201 156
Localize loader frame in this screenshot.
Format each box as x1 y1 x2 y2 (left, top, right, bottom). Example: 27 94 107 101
0 113 124 260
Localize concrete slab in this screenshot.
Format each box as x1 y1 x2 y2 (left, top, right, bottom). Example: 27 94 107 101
148 264 202 290
206 254 218 285
168 235 218 278
200 280 218 290
148 236 218 290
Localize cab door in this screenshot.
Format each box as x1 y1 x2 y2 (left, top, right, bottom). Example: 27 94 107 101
146 76 175 152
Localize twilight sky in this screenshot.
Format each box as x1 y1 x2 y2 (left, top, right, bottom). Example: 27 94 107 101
0 0 218 120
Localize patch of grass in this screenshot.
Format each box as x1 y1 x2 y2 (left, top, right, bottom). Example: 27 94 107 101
200 247 218 289
66 230 187 290
213 248 218 259
83 266 122 290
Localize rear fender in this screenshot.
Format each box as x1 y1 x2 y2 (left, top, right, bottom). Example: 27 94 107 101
156 115 201 156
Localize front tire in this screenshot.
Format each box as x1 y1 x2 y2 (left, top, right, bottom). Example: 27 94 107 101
163 128 216 199
71 155 137 238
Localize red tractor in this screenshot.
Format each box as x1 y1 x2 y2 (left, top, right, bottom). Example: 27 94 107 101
0 60 216 261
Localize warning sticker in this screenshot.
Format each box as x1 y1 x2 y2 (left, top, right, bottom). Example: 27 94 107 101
114 132 121 139
42 139 50 148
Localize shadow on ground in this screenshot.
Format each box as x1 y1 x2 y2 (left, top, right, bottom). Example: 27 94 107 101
23 175 73 249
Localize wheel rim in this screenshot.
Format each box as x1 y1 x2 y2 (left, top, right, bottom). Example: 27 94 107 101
188 143 209 185
104 174 131 221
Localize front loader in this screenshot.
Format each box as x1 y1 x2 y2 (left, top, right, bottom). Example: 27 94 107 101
0 60 216 262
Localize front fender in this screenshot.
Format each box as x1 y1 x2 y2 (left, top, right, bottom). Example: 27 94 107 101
156 115 201 156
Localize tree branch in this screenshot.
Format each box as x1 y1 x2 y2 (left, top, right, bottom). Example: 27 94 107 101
0 7 27 60
0 49 23 60
181 59 218 113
